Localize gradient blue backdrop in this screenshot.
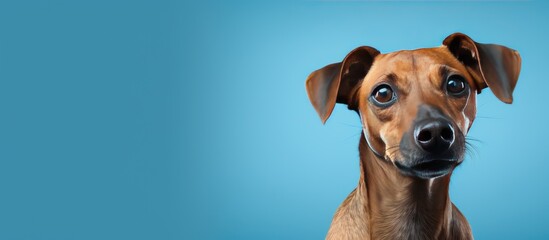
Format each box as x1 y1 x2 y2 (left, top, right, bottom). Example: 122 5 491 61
0 1 546 239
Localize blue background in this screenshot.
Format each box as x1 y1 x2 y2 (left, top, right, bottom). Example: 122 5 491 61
0 1 546 239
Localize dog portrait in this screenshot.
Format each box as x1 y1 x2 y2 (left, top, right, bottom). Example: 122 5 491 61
306 33 520 239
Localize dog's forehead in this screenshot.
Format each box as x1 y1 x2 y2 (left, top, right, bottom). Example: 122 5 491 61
363 47 466 87
373 47 457 71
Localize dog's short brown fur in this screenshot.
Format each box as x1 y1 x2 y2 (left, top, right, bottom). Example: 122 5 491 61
306 33 521 239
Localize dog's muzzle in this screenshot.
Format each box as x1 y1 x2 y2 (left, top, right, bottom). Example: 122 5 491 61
395 118 464 179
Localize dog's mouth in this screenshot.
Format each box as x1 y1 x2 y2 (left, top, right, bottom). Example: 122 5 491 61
394 158 457 179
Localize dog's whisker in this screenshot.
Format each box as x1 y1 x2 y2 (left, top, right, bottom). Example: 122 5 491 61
464 141 480 160
340 132 362 142
334 122 363 128
387 146 401 158
475 116 503 120
465 137 483 143
386 145 400 151
385 145 401 156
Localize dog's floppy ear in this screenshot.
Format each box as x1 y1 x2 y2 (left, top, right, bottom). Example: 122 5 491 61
306 46 379 123
443 33 521 104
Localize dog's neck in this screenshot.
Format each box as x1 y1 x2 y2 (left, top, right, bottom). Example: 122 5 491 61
357 133 454 239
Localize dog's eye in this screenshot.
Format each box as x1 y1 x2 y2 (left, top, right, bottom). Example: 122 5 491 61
370 84 396 107
446 75 468 96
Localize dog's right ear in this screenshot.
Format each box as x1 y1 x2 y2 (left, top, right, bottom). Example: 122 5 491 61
305 46 379 124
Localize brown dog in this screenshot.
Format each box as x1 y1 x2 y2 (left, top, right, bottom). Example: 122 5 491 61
305 33 521 240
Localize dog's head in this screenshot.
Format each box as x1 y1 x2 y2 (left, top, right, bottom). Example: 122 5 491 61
306 33 521 179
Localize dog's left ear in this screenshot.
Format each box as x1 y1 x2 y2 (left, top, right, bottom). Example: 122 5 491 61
306 46 380 124
443 33 521 104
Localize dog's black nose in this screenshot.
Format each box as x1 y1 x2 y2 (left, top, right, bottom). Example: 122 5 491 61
414 120 455 153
